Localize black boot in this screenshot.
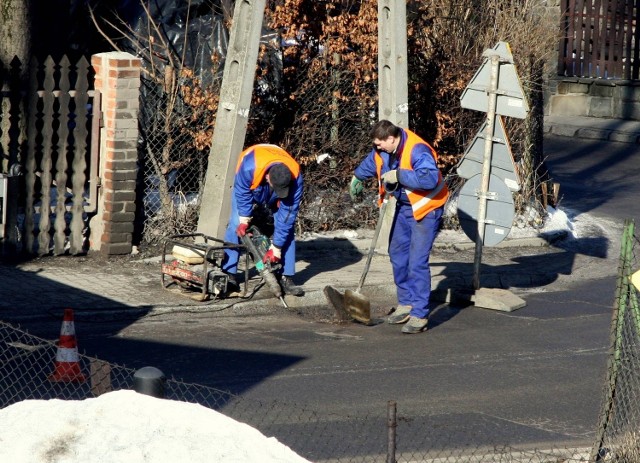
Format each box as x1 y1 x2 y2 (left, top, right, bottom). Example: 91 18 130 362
279 275 304 296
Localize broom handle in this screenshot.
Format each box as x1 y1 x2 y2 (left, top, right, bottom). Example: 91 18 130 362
356 198 389 292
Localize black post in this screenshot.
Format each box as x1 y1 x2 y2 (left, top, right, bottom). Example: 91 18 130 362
387 400 397 463
133 366 166 398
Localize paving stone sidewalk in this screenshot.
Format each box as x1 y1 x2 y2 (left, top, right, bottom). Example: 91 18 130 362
0 225 614 324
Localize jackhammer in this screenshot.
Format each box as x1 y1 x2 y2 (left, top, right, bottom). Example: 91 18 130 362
240 226 288 308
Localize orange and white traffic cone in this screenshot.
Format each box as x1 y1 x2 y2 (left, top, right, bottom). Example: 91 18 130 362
48 308 86 383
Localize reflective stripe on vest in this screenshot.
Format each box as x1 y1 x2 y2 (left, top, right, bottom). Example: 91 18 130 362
405 174 446 215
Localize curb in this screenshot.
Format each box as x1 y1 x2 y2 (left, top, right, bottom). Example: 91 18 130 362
545 117 640 144
298 230 568 254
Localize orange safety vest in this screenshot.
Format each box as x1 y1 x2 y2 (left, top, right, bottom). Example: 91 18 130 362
374 130 449 221
236 144 300 189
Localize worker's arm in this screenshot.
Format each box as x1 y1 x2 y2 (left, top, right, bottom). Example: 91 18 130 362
272 173 304 247
353 149 378 180
397 144 440 191
233 159 257 218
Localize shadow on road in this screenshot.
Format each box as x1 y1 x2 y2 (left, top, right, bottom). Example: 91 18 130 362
295 237 363 284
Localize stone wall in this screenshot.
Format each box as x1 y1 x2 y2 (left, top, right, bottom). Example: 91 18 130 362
546 78 640 121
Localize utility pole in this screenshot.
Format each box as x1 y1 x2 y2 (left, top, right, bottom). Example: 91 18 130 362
196 0 266 239
376 0 408 253
378 0 408 127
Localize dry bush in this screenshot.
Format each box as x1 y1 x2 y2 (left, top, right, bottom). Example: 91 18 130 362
265 1 379 231
268 0 560 233
90 0 562 238
90 1 225 242
407 0 560 227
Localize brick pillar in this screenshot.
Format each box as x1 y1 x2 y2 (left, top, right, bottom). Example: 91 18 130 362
89 52 141 255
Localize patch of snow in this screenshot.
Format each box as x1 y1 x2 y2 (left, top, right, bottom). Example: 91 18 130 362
0 390 310 463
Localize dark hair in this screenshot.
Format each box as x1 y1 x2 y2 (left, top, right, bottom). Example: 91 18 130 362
369 120 401 140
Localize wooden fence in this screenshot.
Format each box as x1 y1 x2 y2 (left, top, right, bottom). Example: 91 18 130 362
0 55 99 256
558 0 640 79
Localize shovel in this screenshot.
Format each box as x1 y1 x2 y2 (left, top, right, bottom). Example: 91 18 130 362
324 197 389 324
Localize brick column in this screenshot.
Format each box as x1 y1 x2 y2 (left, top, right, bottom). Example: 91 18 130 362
89 52 141 255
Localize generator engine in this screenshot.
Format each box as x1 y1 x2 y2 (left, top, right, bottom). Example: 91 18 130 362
160 234 245 301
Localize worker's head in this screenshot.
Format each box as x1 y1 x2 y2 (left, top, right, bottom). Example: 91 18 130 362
369 120 401 154
267 163 292 198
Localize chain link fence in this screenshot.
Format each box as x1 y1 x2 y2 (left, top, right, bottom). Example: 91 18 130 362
271 60 380 233
592 218 640 462
136 53 381 244
137 74 214 245
4 315 633 462
134 61 547 246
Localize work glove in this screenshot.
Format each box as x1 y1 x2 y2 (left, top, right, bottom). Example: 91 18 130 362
349 176 364 201
236 217 251 237
263 244 282 265
381 169 399 192
381 169 398 184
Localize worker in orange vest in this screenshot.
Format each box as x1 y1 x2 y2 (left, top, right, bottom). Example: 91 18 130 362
350 120 449 333
222 144 304 296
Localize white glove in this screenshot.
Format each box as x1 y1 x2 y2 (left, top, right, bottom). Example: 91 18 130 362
239 216 251 225
269 244 282 259
381 170 398 184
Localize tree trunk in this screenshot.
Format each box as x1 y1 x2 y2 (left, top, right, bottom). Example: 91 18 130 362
0 0 32 66
0 0 32 255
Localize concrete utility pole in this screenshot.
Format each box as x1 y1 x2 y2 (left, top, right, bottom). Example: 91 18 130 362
196 0 266 239
378 0 408 127
376 0 408 253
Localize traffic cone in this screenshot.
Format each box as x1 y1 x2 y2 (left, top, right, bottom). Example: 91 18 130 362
49 308 86 383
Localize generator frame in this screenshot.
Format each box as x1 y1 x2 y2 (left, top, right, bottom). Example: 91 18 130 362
161 233 249 301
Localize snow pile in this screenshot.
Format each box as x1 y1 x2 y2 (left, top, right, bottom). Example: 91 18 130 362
0 390 310 463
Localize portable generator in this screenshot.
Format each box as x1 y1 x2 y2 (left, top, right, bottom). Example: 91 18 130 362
160 233 248 301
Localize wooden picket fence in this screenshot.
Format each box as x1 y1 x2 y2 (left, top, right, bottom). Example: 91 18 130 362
559 0 640 79
0 55 100 256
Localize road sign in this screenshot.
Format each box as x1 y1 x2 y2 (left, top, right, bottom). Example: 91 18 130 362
456 116 520 192
488 41 515 62
457 174 514 247
459 42 529 119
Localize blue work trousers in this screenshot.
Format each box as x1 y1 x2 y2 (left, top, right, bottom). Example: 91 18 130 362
388 203 443 319
222 194 296 276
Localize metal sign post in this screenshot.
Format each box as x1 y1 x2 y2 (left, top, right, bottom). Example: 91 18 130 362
457 42 529 311
472 53 500 290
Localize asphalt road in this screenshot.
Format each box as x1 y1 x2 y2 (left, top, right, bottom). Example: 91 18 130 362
16 134 636 461
51 268 612 460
